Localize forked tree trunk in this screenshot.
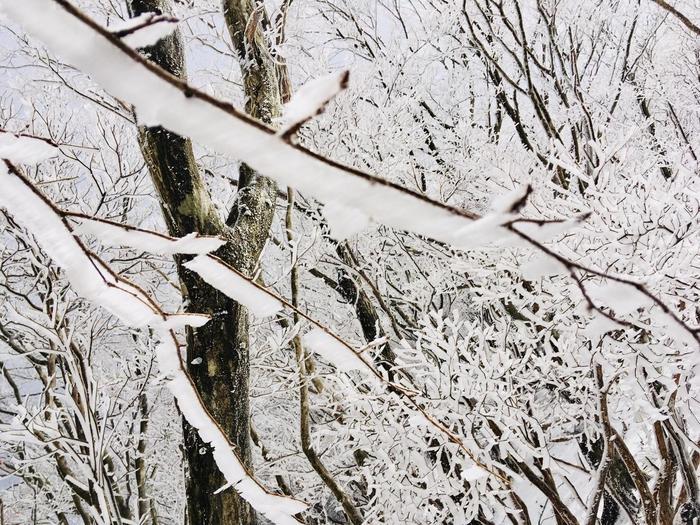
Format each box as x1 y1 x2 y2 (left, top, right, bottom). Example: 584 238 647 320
125 1 281 523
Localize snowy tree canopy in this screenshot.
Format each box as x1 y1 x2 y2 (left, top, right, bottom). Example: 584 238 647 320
0 1 698 524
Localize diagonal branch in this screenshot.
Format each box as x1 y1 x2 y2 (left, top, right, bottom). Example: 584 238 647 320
0 160 307 525
650 0 700 36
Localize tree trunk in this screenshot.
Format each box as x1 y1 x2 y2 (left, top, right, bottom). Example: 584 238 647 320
125 1 281 523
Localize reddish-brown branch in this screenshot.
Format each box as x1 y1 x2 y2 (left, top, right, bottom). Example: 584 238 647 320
650 0 700 36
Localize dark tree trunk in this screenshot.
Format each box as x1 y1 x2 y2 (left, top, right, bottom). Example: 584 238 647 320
580 434 638 525
125 1 281 523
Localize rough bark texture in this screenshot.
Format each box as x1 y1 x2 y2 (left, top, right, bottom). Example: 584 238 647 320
125 1 281 524
221 0 282 123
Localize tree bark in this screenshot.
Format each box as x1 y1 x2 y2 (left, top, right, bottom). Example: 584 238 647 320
125 1 281 524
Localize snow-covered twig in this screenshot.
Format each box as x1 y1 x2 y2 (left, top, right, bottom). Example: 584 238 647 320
0 161 307 525
3 0 694 348
507 224 699 345
29 193 508 484
0 129 59 164
68 211 226 255
109 12 179 48
278 70 350 139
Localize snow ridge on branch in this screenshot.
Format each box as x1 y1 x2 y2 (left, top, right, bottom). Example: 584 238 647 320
0 130 59 164
109 12 179 48
0 0 693 344
0 161 307 525
63 213 510 483
278 70 350 139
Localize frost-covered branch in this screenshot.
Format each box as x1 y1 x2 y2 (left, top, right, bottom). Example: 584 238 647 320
285 188 364 525
650 0 700 36
34 192 507 485
0 161 307 525
583 365 614 525
2 0 694 350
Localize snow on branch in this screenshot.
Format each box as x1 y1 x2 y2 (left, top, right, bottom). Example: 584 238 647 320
109 12 179 48
508 225 700 346
0 1 590 251
0 0 491 247
302 328 367 371
0 157 511 489
3 0 695 347
0 168 499 496
0 162 308 524
0 129 59 164
20 195 410 391
650 0 700 36
26 201 500 478
0 162 209 330
183 255 284 318
69 212 226 255
181 252 508 481
156 333 307 524
0 160 166 327
182 254 382 377
278 70 350 138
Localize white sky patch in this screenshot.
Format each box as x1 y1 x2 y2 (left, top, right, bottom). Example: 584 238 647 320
155 334 307 523
0 130 58 164
74 216 225 255
183 255 283 318
302 328 367 371
0 0 519 251
278 70 348 135
109 12 178 48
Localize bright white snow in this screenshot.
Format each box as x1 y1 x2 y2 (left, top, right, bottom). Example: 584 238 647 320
0 162 205 330
585 279 653 316
322 201 372 240
74 216 226 255
155 334 307 524
0 161 306 525
0 161 161 327
520 254 567 280
0 130 58 164
183 255 284 318
0 0 508 250
302 328 367 371
109 12 178 48
278 70 349 136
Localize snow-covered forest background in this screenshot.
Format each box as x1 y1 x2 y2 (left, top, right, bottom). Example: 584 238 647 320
0 0 698 524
